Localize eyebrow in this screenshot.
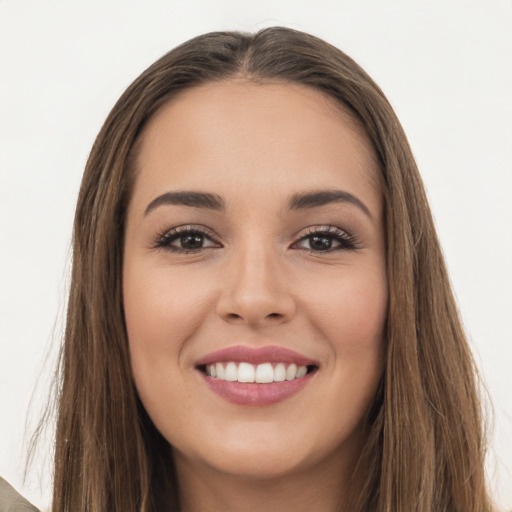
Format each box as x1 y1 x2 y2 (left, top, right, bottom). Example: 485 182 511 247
144 191 225 216
144 188 371 218
287 189 372 218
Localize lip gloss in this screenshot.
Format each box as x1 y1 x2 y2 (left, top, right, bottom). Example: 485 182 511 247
200 372 314 406
196 345 318 406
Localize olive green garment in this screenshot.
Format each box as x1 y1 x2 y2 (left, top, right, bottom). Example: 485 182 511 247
0 478 39 512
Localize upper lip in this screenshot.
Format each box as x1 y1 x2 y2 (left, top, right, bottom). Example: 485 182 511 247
195 345 319 367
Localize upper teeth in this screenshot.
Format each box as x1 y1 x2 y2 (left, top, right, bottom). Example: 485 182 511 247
206 362 308 383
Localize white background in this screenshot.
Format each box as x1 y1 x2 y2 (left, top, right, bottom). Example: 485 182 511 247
0 1 511 510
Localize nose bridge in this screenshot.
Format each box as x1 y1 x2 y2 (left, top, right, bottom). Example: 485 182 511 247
216 232 294 326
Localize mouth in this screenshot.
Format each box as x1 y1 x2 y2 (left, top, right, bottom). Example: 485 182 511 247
195 346 319 406
198 361 318 383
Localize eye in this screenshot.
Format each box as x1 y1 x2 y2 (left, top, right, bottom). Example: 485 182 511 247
292 226 358 252
153 226 221 253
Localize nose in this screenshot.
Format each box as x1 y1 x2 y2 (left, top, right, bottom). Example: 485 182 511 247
216 241 296 328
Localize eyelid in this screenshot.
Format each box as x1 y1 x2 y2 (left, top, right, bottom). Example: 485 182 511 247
152 224 222 252
294 225 351 240
291 225 359 251
151 223 359 254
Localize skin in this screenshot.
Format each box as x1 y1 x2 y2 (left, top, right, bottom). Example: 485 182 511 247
123 80 388 512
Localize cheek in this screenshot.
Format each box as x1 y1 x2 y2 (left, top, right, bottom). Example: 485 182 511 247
124 265 208 351
304 265 387 417
122 263 213 408
338 283 387 356
303 264 388 354
122 264 210 427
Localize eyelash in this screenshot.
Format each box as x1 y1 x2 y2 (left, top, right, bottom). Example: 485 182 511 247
293 226 359 252
153 225 221 254
152 225 359 254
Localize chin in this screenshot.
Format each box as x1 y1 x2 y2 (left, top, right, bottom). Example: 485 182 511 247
180 443 313 480
171 419 361 481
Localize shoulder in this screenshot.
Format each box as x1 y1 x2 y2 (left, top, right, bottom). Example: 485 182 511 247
0 478 40 512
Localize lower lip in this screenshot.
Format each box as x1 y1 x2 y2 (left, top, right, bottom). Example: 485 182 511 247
200 372 314 406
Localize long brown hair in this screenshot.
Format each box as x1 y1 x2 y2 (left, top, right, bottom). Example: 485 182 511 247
51 27 493 511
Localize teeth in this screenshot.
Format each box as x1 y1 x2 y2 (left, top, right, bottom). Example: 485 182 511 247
296 365 307 378
274 363 286 382
215 362 225 380
255 363 274 383
225 362 237 381
286 363 297 381
238 362 255 382
205 362 310 383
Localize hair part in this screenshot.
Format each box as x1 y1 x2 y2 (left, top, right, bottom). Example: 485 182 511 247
50 27 493 511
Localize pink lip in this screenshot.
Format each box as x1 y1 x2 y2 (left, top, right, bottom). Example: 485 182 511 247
200 374 314 406
196 345 318 406
195 345 318 367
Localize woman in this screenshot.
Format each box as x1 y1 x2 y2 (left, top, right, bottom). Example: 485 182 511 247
47 27 493 511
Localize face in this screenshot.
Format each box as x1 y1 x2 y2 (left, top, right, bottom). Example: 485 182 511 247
123 80 388 481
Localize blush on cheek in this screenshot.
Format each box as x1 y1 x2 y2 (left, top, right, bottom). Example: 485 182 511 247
350 277 388 338
124 274 198 351
316 280 387 353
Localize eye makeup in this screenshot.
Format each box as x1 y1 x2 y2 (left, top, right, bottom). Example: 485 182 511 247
151 223 360 255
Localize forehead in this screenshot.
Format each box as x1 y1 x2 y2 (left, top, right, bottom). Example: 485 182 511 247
131 80 381 213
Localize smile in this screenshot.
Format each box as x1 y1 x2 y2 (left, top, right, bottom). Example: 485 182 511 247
196 346 318 406
204 362 310 383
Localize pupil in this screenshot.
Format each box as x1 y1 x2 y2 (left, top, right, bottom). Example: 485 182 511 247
310 236 331 250
182 234 203 249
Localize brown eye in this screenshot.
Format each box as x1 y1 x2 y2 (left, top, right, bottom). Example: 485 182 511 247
293 227 358 252
308 235 336 251
154 227 221 253
174 233 206 250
